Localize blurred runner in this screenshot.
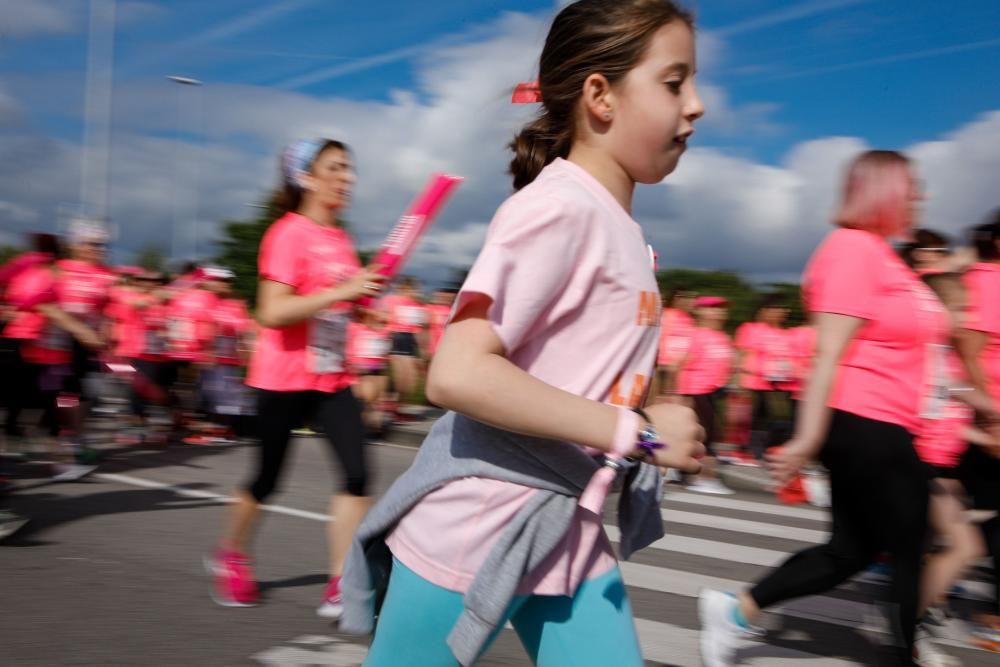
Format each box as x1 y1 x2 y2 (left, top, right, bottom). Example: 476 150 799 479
676 296 734 494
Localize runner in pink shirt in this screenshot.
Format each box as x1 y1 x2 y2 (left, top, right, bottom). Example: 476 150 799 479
700 151 955 667
347 307 391 433
653 287 696 400
914 272 995 623
356 4 706 663
209 138 386 617
677 296 734 495
381 276 428 410
2 235 103 480
426 288 456 358
956 215 1000 626
733 295 792 461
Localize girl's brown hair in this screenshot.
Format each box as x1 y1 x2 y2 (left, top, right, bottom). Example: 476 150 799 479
509 0 693 190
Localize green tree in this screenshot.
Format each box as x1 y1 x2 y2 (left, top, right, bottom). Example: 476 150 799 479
134 244 167 272
0 244 22 266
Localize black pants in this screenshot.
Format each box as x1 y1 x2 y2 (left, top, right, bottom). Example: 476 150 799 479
247 388 368 501
689 390 724 456
960 443 1000 614
748 389 793 458
751 410 929 666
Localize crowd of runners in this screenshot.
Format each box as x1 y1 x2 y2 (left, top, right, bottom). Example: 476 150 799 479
2 1 1000 665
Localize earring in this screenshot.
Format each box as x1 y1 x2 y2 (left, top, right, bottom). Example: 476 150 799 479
603 111 612 120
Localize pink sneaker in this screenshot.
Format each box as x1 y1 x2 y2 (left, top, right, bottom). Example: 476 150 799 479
316 576 343 619
205 550 258 607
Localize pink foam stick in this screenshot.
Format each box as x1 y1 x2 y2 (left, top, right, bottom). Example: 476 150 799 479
359 173 464 305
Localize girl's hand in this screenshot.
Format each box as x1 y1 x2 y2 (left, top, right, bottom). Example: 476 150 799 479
642 403 705 473
765 439 817 485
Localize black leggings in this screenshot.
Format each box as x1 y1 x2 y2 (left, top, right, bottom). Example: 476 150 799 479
247 388 368 501
689 390 724 456
751 410 929 666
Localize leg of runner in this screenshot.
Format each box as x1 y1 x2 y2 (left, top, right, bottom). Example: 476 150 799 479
685 392 733 495
314 387 369 619
919 478 984 612
210 389 306 607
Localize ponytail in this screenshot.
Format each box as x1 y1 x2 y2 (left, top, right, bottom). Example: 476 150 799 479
508 113 572 191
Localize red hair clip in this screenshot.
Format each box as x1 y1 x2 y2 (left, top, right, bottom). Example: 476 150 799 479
512 81 542 104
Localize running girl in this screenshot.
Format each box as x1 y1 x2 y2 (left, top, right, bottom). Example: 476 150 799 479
208 138 384 619
342 2 706 664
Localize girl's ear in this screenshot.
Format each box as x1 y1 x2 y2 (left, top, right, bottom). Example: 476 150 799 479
581 72 616 123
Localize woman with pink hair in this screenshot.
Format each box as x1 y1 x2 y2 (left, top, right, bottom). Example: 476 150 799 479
700 151 962 666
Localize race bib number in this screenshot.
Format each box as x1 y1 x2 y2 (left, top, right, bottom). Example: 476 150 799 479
167 318 195 343
765 358 792 383
309 310 349 374
399 306 426 327
361 336 390 359
921 343 950 420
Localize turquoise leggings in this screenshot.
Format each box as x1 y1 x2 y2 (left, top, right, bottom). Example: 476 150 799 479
364 558 643 666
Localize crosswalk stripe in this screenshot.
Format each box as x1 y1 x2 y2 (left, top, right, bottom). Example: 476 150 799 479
633 618 861 666
663 488 830 521
662 508 828 543
607 525 789 566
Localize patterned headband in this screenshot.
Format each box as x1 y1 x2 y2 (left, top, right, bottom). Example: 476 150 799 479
281 139 324 189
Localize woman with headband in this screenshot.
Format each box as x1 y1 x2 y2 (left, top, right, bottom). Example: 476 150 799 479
207 139 385 618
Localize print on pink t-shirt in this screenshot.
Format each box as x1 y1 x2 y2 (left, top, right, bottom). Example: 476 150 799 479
56 259 115 330
381 295 427 335
346 321 391 372
213 298 251 365
245 213 361 393
386 158 661 596
803 228 950 433
915 346 973 468
165 287 219 362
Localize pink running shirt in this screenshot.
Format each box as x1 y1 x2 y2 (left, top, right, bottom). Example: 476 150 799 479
788 325 817 400
387 158 661 596
3 264 71 365
108 289 156 359
56 259 114 331
165 287 219 362
962 262 1000 403
803 228 949 433
657 308 694 366
677 328 733 395
246 213 360 393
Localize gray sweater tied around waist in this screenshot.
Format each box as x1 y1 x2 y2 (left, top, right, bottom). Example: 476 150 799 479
339 411 663 665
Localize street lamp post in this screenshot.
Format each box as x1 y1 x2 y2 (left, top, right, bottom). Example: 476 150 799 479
167 75 203 264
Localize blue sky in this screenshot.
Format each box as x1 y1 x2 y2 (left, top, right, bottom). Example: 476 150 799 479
2 0 999 282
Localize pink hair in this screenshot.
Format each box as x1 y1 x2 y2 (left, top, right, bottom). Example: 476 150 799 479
834 150 913 237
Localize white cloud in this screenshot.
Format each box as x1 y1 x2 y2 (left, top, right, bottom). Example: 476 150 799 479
0 0 77 37
0 8 998 289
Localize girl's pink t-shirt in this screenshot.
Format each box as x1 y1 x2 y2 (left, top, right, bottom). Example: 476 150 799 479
657 308 694 366
164 287 219 362
426 303 452 354
803 228 950 434
346 321 391 371
915 346 973 468
246 213 360 393
138 301 169 361
677 328 733 395
387 158 661 596
962 262 1000 403
382 295 428 335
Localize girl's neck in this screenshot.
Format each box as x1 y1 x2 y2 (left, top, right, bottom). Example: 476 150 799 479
297 201 339 228
566 144 635 215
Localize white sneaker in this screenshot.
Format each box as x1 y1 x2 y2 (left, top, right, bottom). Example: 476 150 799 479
688 479 736 495
665 468 684 484
52 464 97 482
914 626 961 666
699 590 742 667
